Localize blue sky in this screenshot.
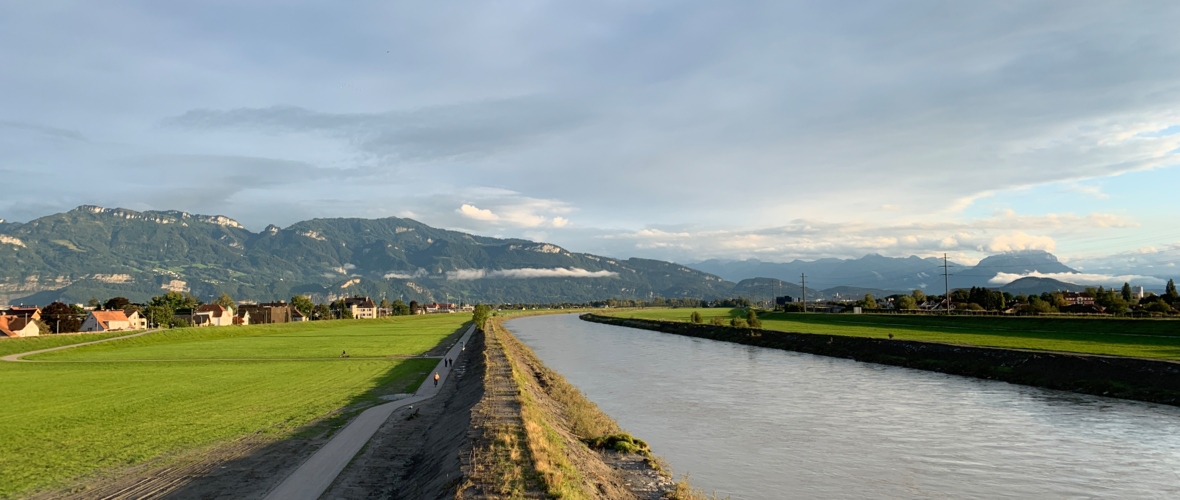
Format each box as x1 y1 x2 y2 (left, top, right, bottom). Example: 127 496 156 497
2 1 1180 280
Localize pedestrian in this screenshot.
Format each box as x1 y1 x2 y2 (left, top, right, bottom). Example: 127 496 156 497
434 372 440 386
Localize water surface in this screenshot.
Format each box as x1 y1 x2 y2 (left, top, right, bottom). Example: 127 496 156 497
508 314 1180 499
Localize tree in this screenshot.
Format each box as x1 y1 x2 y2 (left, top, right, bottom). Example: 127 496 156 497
730 318 748 328
104 297 131 311
911 289 926 304
746 308 762 328
896 295 918 310
711 317 725 326
291 295 315 316
312 303 331 320
391 299 410 316
690 311 703 324
1122 282 1134 302
472 304 492 330
409 300 420 315
87 297 100 309
43 302 83 333
215 292 236 311
1167 279 1179 304
330 299 354 319
150 291 199 314
859 294 877 309
144 304 172 328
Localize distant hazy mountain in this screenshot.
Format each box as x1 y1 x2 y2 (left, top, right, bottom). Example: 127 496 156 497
949 251 1077 290
0 206 734 305
691 250 1090 293
998 277 1087 295
690 254 953 291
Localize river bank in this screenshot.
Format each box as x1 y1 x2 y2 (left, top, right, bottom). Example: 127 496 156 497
582 313 1180 407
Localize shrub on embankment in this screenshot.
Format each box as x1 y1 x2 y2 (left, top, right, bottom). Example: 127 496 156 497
581 314 1180 407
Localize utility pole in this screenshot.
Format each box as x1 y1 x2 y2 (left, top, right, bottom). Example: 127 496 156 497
801 273 807 313
942 253 952 315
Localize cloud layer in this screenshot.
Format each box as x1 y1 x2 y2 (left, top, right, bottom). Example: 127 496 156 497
445 268 618 280
2 2 1179 267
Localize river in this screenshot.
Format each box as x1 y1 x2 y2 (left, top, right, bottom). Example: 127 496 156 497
507 314 1180 499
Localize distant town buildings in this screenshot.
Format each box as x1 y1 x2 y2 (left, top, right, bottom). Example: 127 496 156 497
344 297 377 319
1061 292 1095 306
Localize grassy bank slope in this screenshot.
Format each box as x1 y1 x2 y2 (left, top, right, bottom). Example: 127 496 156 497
611 309 1180 360
0 316 468 499
460 318 710 499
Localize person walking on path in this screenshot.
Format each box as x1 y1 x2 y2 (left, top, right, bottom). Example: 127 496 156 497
434 372 440 387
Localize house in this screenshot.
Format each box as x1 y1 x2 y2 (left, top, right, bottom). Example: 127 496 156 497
193 304 235 327
1062 292 1095 306
291 308 308 322
124 309 147 330
234 309 251 326
80 310 133 332
424 303 458 314
344 297 377 319
240 302 293 324
0 315 40 338
0 306 42 321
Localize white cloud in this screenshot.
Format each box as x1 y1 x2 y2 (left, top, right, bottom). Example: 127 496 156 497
458 204 499 222
988 271 1165 286
384 269 427 280
985 232 1057 253
551 216 569 228
445 268 618 280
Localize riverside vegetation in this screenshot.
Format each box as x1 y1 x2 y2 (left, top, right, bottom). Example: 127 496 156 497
0 315 469 499
619 308 1180 360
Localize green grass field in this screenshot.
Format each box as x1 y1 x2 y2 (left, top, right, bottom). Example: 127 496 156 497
610 308 1180 360
0 315 468 498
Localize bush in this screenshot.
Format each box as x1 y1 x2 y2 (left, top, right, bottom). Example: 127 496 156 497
711 317 725 326
586 433 649 454
689 311 703 324
730 318 748 328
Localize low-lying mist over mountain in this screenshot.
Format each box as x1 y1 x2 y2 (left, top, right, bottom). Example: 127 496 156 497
0 206 1167 305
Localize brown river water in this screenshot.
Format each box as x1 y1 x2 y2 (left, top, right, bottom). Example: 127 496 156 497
507 314 1180 499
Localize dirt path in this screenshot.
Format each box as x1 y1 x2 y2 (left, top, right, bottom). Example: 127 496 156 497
261 324 476 500
459 325 545 498
1 329 158 362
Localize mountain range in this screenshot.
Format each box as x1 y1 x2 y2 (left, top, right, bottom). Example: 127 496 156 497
0 206 1109 306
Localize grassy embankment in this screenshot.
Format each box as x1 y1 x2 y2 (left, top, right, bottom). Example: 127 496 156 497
0 315 468 499
470 317 714 499
611 308 1180 360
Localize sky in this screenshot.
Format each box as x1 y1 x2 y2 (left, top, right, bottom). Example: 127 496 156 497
2 1 1180 278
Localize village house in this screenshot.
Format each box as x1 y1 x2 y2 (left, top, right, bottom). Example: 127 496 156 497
124 309 147 330
193 304 235 327
0 315 40 338
344 297 377 319
1062 292 1095 306
240 302 294 324
0 306 42 321
291 308 308 322
424 303 458 314
80 310 133 332
234 309 251 326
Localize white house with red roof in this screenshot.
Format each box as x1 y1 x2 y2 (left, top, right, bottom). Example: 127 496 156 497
80 310 133 332
193 304 235 327
0 315 40 337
